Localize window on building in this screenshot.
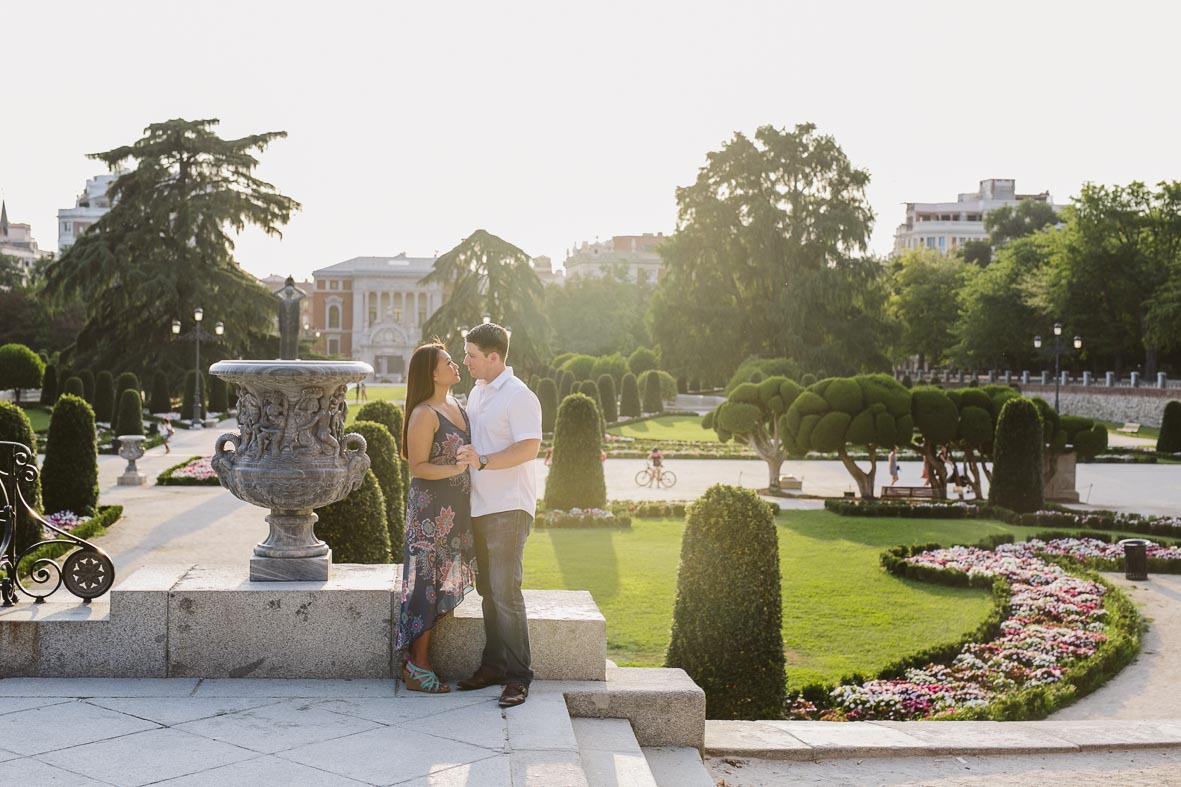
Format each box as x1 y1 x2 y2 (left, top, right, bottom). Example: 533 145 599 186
938 236 946 250
926 237 936 249
328 338 340 356
317 280 325 289
62 222 71 233
328 305 341 330
393 308 402 323
329 281 339 290
417 308 426 325
368 306 377 326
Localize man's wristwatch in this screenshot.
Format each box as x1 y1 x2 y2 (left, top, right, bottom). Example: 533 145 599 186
478 455 489 471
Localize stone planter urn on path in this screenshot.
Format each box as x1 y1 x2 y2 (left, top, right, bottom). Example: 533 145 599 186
117 435 147 486
209 360 373 581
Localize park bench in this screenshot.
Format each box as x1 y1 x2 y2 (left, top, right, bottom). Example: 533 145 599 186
1117 422 1142 434
881 485 939 500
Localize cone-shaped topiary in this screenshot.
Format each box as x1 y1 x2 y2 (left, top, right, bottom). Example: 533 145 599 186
1158 401 1181 454
115 372 140 401
0 401 44 555
208 374 229 412
558 369 575 402
149 370 171 414
181 370 207 421
619 372 641 418
79 369 95 404
349 420 405 557
63 376 84 398
597 374 618 423
114 389 144 438
537 377 558 433
40 363 58 406
989 397 1044 513
314 470 391 563
544 393 606 510
355 399 407 487
93 371 116 424
642 369 664 414
666 484 785 719
578 380 602 412
41 394 99 517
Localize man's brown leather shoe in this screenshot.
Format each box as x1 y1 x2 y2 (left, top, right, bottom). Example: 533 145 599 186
456 666 506 691
498 681 528 707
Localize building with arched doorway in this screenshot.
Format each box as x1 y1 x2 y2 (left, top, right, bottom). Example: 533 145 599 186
310 254 444 381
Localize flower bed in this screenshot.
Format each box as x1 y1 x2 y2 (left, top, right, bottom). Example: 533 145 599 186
534 508 632 529
997 536 1181 574
790 541 1140 722
156 455 221 486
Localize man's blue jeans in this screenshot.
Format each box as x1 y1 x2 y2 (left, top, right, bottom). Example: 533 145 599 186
472 510 533 685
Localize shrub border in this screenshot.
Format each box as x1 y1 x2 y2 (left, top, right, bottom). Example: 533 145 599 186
156 455 220 486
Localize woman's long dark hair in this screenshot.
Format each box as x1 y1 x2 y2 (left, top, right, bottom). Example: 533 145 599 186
402 342 447 460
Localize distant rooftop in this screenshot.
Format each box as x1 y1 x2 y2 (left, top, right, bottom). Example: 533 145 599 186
313 253 438 277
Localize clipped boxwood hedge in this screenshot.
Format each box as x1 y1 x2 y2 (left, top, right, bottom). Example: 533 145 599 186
618 372 641 418
0 401 44 555
543 393 606 511
41 394 99 517
349 420 405 557
1159 400 1181 454
990 397 1044 513
535 509 632 529
314 469 390 564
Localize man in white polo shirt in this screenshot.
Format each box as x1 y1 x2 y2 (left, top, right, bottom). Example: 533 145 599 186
455 322 542 708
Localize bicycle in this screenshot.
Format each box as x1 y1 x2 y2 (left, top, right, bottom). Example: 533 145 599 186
634 464 677 489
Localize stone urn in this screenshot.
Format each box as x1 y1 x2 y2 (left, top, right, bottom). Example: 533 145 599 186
209 360 373 581
117 435 147 486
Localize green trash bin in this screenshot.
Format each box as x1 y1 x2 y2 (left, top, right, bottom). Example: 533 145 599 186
1119 538 1150 581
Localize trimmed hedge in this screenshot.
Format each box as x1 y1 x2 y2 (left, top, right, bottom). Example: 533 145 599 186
157 456 219 486
314 469 391 563
208 374 229 412
627 347 659 376
638 369 677 403
181 370 207 420
597 374 618 423
79 369 95 404
149 370 172 414
558 369 576 402
609 500 688 519
535 509 632 529
40 363 58 406
0 343 44 404
41 394 99 517
537 377 558 433
1159 400 1181 454
544 393 606 510
0 401 43 554
116 372 140 401
93 370 115 424
990 397 1044 513
642 370 664 414
619 372 641 418
63 376 84 398
114 389 144 438
666 484 786 720
349 420 405 557
354 400 405 457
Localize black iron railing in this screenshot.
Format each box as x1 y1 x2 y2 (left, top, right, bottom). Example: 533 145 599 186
0 441 115 605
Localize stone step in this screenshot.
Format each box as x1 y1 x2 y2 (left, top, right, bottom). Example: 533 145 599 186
573 717 659 787
562 667 706 749
704 719 1181 761
641 746 715 787
0 563 606 680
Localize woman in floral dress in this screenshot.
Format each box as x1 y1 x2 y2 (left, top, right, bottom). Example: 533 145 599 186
397 343 477 693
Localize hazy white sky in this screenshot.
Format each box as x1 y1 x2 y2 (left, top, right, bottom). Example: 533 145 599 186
4 1 1179 282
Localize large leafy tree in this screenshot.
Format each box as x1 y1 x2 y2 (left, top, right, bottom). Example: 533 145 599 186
888 249 968 368
420 230 548 373
651 123 878 380
43 118 299 373
984 200 1061 247
543 268 652 356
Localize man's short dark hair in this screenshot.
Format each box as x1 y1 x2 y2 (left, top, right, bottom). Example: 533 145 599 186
466 322 509 359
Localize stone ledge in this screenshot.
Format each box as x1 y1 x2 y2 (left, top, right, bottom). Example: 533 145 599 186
704 719 1181 761
562 667 705 749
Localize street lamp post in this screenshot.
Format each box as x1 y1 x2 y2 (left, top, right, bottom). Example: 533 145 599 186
1033 323 1082 413
172 308 225 429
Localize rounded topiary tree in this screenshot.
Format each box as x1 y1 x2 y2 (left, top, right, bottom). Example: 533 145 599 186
558 369 576 402
314 470 391 563
0 343 45 404
642 370 664 414
910 386 960 494
149 370 172 414
114 389 144 438
591 353 628 388
560 354 597 381
1157 400 1181 454
708 376 803 490
116 372 140 401
78 369 95 404
40 363 59 406
0 401 44 555
41 394 99 517
628 347 659 376
665 484 785 720
181 370 207 421
93 370 116 425
63 376 84 398
597 374 618 423
355 400 405 457
619 372 641 418
544 393 606 510
208 374 229 413
989 397 1044 514
537 377 558 433
349 421 404 556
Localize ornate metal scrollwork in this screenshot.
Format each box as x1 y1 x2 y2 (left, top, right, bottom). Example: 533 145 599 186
0 441 115 605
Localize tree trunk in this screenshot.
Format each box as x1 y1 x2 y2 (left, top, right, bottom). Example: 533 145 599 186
919 442 948 498
766 456 784 490
964 449 986 499
14 388 21 405
837 447 876 500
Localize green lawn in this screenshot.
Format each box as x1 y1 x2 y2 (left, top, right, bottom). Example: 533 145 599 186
19 405 51 432
608 414 717 443
523 510 1137 690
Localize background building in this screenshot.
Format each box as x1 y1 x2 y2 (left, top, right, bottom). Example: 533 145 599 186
892 179 1055 256
58 173 118 251
561 233 665 284
0 201 47 278
310 254 444 380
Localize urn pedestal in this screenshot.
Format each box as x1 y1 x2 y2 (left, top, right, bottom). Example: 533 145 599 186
209 360 373 581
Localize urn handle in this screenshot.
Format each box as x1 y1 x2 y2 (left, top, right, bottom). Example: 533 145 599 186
342 432 371 492
214 433 240 464
342 432 368 456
